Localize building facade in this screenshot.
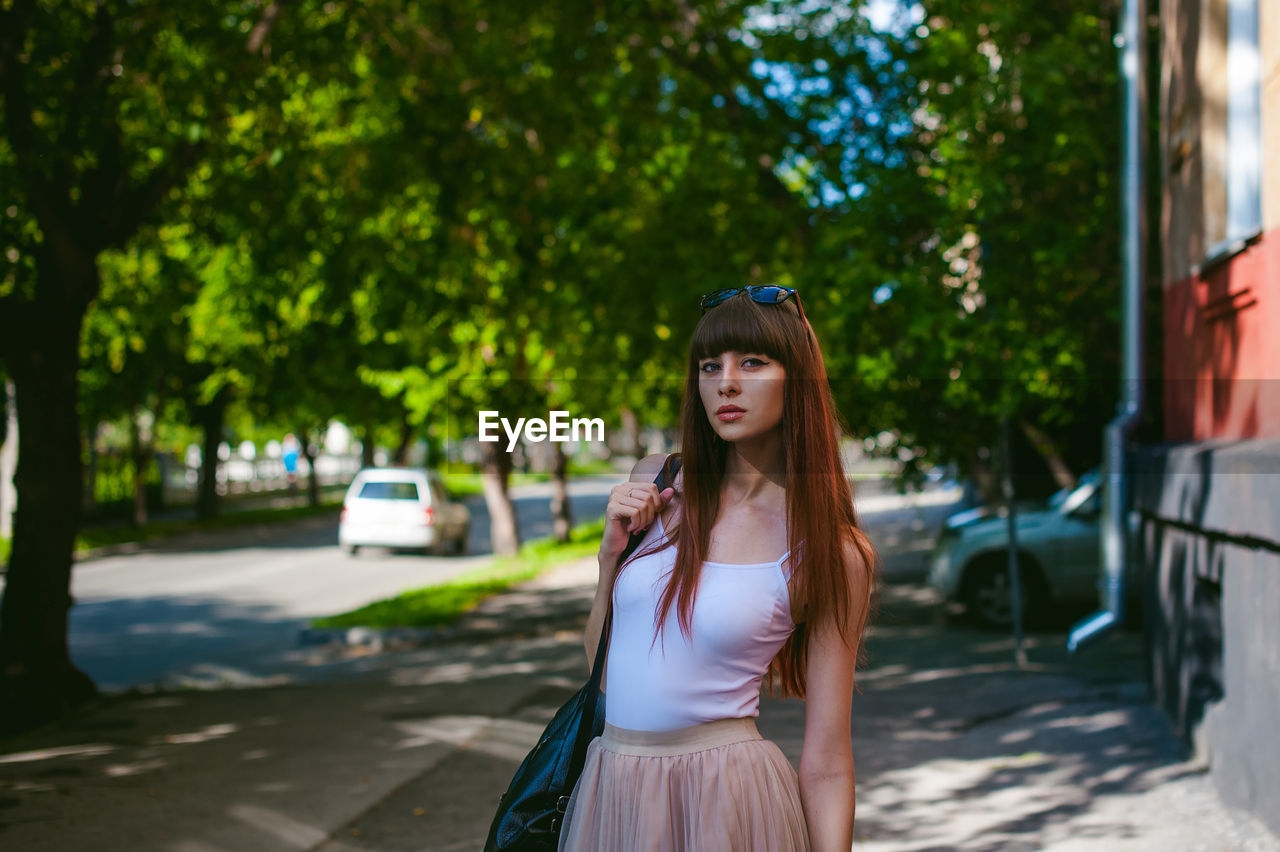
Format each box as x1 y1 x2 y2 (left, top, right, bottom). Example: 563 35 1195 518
1137 0 1278 834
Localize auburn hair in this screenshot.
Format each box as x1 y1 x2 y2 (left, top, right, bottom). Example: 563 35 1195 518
621 290 878 698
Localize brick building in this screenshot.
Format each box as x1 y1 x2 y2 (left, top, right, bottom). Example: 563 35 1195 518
1135 0 1278 834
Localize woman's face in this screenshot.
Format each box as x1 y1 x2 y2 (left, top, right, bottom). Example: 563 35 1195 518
697 350 787 442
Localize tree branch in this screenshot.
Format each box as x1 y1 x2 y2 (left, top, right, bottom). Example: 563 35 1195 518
100 139 207 250
57 1 115 180
247 1 283 54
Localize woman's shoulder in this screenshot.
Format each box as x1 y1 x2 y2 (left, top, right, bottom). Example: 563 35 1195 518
628 453 670 483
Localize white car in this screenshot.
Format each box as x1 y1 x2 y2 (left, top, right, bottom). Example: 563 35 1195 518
928 469 1103 627
338 468 470 556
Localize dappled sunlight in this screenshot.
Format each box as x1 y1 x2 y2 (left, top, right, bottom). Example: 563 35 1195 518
126 620 228 636
160 722 238 745
848 665 1212 849
1044 709 1131 735
168 842 237 852
226 802 327 848
131 696 188 710
893 728 957 742
251 781 297 793
391 658 543 687
170 664 294 690
392 715 542 763
103 758 166 777
0 742 116 764
998 728 1035 745
859 660 1050 689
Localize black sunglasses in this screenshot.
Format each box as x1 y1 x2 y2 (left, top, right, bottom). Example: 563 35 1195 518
699 285 799 314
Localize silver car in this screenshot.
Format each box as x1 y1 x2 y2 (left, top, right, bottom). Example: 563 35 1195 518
928 469 1103 627
338 468 470 556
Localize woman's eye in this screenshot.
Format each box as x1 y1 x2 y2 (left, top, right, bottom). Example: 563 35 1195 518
699 362 720 373
743 357 767 367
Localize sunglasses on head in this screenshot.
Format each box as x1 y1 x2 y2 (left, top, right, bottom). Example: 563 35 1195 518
699 285 799 314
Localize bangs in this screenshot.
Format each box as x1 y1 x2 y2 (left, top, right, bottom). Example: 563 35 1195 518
691 292 795 364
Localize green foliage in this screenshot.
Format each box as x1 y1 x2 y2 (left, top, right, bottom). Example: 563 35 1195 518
5 0 1127 517
805 1 1127 482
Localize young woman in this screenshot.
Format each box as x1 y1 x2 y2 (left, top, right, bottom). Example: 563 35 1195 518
560 286 879 851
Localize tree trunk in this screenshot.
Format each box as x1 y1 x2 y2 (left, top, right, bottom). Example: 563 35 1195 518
0 378 16 541
966 448 1003 506
82 425 98 518
551 441 573 543
196 393 226 519
299 428 320 507
1018 418 1076 491
361 425 376 468
129 405 151 527
479 439 520 556
0 313 99 736
392 415 413 467
619 408 640 457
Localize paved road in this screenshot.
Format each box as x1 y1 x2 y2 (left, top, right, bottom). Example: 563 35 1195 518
59 480 616 693
32 476 959 695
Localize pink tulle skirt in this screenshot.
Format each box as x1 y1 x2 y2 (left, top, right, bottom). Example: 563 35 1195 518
558 717 811 852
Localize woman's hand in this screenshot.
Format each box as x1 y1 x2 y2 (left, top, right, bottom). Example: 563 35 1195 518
599 480 675 563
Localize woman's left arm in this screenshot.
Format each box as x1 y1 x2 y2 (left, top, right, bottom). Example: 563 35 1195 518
798 540 869 851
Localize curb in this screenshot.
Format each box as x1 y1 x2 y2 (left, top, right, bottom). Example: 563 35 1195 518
73 510 341 563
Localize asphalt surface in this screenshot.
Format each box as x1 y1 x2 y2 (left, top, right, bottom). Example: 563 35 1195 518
51 476 947 694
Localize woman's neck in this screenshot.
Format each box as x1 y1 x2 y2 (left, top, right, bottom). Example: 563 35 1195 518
721 431 786 505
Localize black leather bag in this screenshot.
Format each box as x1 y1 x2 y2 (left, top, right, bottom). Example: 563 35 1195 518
483 457 679 852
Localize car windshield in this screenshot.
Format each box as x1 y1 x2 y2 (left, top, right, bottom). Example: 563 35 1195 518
1047 485 1072 510
1049 468 1102 512
357 481 420 501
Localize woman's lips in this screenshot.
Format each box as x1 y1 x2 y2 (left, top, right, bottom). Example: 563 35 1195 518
716 410 745 422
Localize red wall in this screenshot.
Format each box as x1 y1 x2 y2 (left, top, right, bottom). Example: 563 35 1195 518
1163 227 1280 442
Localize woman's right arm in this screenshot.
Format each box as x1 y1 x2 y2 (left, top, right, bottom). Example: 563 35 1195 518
583 453 673 668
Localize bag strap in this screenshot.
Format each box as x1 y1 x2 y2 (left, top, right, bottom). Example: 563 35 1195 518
587 453 681 686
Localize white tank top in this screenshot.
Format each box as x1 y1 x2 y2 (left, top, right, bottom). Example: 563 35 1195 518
605 513 797 731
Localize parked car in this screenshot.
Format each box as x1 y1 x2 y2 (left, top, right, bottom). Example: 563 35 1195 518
338 468 470 556
928 468 1103 627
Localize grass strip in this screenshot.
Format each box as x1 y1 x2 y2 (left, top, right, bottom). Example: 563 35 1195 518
311 517 607 630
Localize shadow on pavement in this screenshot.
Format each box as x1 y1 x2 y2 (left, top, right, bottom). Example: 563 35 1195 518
2 510 1275 851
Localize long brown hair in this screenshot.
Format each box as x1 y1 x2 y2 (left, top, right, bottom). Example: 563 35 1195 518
622 290 878 698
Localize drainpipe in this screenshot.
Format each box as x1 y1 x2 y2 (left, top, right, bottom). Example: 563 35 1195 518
1068 0 1148 652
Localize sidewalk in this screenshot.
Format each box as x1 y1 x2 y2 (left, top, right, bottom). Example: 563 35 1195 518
1 555 1277 850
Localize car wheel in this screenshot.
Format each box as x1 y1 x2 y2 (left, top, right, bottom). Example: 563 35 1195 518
962 555 1045 630
344 545 359 556
453 528 469 556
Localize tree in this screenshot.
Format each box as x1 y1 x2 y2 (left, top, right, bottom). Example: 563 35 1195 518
803 1 1128 495
0 0 305 732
